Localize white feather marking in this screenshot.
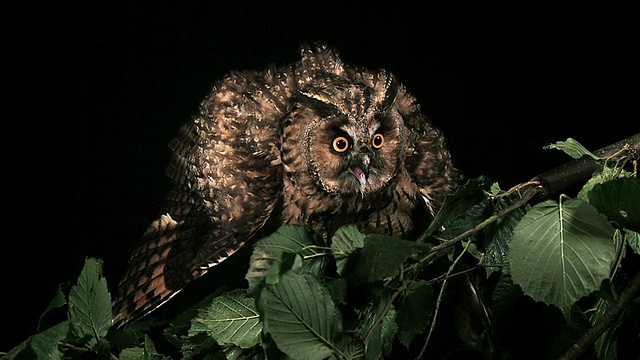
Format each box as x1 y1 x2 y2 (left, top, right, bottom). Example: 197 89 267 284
420 190 436 217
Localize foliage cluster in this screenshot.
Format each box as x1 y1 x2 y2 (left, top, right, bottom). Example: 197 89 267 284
4 138 639 360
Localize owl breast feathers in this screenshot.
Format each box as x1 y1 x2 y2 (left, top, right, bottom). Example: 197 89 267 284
112 44 457 327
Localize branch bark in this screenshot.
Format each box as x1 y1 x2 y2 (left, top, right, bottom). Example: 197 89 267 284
558 269 640 360
417 134 639 270
532 133 639 198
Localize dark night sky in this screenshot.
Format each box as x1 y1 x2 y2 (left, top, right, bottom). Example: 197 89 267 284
4 0 638 352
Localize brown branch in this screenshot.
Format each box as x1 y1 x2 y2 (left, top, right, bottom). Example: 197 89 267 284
557 269 640 360
418 134 639 358
406 135 639 358
414 134 639 266
533 133 639 198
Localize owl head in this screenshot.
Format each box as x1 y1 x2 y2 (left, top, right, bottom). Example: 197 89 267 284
284 45 410 197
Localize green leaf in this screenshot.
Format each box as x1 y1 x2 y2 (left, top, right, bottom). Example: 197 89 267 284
4 321 69 360
592 296 619 360
38 282 70 332
32 322 69 360
166 287 226 336
336 337 365 360
109 327 143 354
142 335 158 359
67 258 112 347
379 307 398 358
544 138 600 160
189 289 261 349
247 225 326 284
180 331 222 359
626 230 640 254
253 224 324 255
325 278 348 305
588 177 640 232
120 335 160 360
223 345 250 360
395 280 433 347
356 290 395 359
421 176 492 239
367 306 397 359
332 224 366 251
577 166 633 201
491 273 524 322
509 198 617 315
444 200 493 238
481 209 524 276
119 347 146 360
352 235 427 283
331 224 365 276
260 272 343 360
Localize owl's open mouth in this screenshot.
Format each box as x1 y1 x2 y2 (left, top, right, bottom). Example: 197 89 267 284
351 166 368 189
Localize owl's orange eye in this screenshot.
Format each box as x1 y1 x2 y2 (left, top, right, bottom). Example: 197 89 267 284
372 133 384 149
332 136 349 153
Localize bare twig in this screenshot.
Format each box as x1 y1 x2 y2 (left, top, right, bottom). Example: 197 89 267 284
364 265 407 344
416 240 473 359
416 190 535 264
425 265 499 285
492 180 541 200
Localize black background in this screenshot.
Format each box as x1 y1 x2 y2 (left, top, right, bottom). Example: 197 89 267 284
4 0 638 352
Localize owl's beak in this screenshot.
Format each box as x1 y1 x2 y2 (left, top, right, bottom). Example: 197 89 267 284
351 154 370 189
352 166 368 188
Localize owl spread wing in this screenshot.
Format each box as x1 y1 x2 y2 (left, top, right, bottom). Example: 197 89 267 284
111 44 458 328
112 68 294 328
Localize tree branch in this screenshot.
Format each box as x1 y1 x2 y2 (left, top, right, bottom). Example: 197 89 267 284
557 268 640 360
533 133 639 198
421 134 639 260
423 134 639 358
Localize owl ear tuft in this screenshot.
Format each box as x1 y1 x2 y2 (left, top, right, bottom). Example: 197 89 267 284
380 71 400 111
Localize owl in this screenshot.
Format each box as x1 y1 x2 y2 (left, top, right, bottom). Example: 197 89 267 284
112 44 457 327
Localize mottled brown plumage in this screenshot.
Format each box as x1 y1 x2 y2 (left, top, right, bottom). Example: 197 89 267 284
112 44 457 327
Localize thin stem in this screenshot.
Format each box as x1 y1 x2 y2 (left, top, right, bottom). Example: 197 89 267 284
425 266 489 285
408 213 501 273
416 240 473 359
492 180 540 200
413 185 539 271
610 231 626 280
364 265 407 344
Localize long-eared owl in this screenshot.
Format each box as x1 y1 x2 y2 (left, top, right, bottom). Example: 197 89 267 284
112 44 457 327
